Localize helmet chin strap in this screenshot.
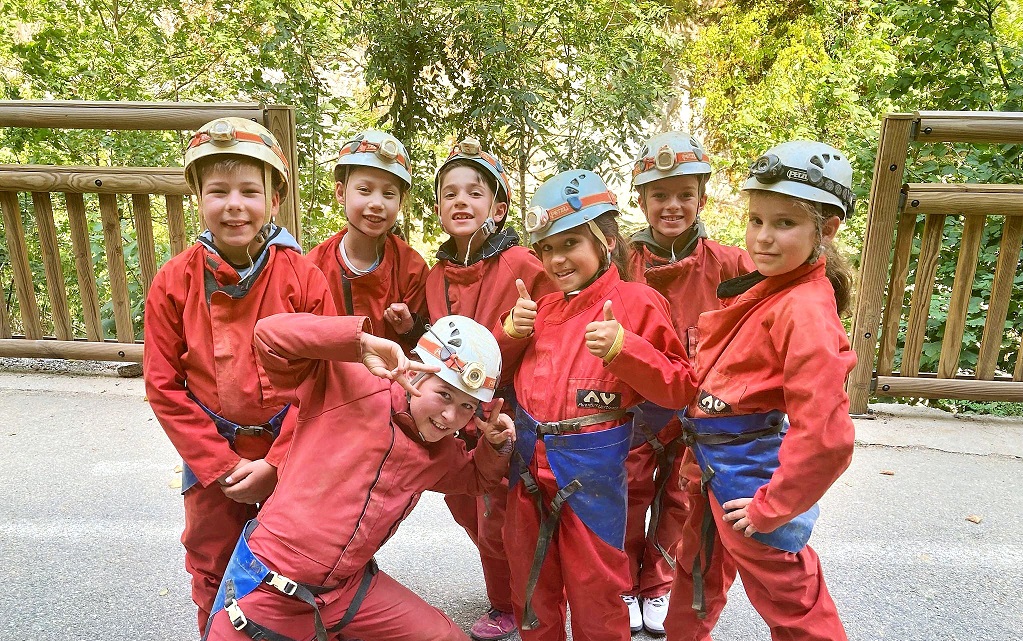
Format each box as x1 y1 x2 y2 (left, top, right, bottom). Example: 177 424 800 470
460 193 500 266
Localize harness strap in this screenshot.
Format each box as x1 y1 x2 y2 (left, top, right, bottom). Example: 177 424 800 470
646 432 677 569
690 465 717 619
223 580 296 641
681 420 785 447
341 272 354 316
534 409 627 436
189 393 289 446
520 479 583 631
327 558 379 633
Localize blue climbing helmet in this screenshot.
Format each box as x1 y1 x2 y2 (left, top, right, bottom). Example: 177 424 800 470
741 140 855 218
334 129 412 190
631 131 711 188
524 170 619 248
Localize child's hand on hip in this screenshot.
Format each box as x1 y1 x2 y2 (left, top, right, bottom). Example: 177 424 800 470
383 303 413 334
585 300 620 359
722 497 759 537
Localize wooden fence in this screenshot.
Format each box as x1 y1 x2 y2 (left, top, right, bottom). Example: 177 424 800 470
847 111 1023 414
0 101 299 362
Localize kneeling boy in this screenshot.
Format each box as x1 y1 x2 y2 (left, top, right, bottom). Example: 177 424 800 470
203 313 514 641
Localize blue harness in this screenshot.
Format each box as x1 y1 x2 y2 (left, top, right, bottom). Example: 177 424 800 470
510 406 633 631
680 410 818 553
205 520 377 641
511 407 632 549
180 397 289 493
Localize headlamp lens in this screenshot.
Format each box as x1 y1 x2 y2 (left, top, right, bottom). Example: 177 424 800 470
209 120 235 143
457 137 482 157
655 145 676 171
524 205 549 233
378 139 399 161
461 363 485 390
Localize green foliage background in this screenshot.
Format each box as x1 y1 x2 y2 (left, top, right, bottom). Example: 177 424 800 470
1 0 1022 399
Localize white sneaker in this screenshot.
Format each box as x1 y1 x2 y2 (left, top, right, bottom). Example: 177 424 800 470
642 593 670 636
622 594 643 633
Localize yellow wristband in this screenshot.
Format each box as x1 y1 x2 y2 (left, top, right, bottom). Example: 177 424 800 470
603 325 625 363
504 310 530 339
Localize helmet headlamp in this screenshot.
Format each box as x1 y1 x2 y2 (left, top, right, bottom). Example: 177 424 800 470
748 153 855 214
524 205 550 234
209 119 236 143
456 137 482 157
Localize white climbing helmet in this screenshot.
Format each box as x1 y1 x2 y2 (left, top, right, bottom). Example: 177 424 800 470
334 129 412 190
631 131 711 188
741 140 855 218
184 117 290 198
413 315 502 403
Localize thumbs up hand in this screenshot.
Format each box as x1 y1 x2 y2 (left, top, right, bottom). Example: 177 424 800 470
585 300 622 359
509 279 538 337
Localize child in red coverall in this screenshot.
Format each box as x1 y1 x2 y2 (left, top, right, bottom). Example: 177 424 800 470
622 131 754 636
143 117 335 634
664 141 858 641
203 313 515 641
498 169 698 641
307 130 429 352
428 137 556 641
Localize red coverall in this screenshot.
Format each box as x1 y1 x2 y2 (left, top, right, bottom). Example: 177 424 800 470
664 260 855 641
497 266 697 641
143 244 335 633
307 228 429 351
204 314 511 641
625 236 754 599
426 236 555 615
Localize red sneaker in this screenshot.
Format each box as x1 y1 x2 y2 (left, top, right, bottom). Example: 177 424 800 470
470 608 517 641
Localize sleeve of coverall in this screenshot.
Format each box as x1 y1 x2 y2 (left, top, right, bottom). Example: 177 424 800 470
142 268 240 488
746 297 857 534
430 436 511 496
264 262 338 468
254 313 369 404
605 287 698 410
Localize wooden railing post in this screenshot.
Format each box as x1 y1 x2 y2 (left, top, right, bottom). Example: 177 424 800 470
265 105 301 243
846 114 915 415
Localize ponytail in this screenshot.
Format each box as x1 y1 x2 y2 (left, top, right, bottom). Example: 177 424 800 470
592 212 633 281
824 244 854 317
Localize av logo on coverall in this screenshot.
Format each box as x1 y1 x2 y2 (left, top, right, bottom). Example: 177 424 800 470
697 390 732 415
576 389 622 410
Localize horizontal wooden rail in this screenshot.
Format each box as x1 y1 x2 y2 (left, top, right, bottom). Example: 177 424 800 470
875 376 1023 402
0 101 265 131
0 338 142 362
902 183 1023 216
914 111 1023 144
0 165 189 194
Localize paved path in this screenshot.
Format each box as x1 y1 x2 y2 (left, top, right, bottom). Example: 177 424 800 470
1 367 1020 640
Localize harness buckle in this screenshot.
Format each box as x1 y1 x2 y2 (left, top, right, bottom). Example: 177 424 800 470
225 599 248 631
537 421 580 436
266 571 298 596
235 425 271 438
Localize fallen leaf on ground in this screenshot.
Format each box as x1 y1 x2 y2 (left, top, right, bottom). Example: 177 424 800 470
880 469 895 476
173 464 182 473
159 588 169 596
169 477 181 489
966 515 982 524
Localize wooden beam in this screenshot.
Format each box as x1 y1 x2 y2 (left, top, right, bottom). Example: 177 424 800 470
874 375 1023 402
131 194 158 298
977 216 1023 379
0 191 42 339
847 114 915 414
0 165 189 195
30 192 73 340
900 214 946 377
914 111 1023 144
937 215 985 378
876 211 918 376
902 183 1023 217
0 101 264 131
165 195 189 256
264 106 301 242
65 193 103 341
0 338 142 362
98 194 135 342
